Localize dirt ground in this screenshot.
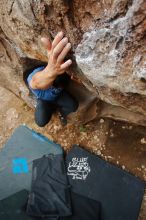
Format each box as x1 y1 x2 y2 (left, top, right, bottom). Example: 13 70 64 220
47 114 146 182
0 86 146 219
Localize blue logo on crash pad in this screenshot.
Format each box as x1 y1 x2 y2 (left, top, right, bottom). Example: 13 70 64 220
12 158 29 174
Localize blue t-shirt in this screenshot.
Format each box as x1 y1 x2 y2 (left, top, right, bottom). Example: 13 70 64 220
27 66 62 101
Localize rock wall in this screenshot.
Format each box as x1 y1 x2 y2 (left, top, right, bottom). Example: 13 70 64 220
0 0 146 124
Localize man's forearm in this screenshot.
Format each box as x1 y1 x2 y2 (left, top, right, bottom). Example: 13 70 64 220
29 66 57 90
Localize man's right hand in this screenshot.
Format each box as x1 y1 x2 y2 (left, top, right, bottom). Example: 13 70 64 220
29 32 72 90
41 32 72 77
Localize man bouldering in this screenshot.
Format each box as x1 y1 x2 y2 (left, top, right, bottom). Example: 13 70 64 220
27 32 78 127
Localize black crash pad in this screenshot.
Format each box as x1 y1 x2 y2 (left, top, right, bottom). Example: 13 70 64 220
66 145 145 220
0 125 62 200
0 190 34 220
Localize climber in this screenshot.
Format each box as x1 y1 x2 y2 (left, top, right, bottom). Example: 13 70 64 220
27 31 78 127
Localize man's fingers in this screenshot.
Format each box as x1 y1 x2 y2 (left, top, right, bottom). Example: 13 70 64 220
52 31 64 50
53 37 68 61
60 59 72 70
57 42 71 64
41 37 51 51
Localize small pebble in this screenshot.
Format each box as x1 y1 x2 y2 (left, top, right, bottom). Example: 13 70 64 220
110 133 114 137
129 126 133 130
97 150 101 155
107 156 113 159
93 135 98 140
100 118 104 124
140 138 146 144
122 165 125 170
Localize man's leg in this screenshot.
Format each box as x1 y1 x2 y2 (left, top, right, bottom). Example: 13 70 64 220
35 99 56 127
56 90 79 123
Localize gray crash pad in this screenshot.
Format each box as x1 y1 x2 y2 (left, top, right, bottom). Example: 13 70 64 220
0 125 62 200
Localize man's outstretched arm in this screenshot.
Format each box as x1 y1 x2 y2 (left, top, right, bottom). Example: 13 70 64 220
29 31 72 90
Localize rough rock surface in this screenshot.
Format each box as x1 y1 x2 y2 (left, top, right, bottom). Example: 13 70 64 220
0 0 146 125
75 0 146 116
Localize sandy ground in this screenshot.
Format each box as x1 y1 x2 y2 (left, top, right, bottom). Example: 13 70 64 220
0 86 146 219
